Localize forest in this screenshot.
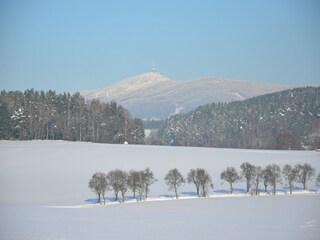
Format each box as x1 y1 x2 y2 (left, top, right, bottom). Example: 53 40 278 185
0 89 145 144
1 87 319 150
155 87 320 150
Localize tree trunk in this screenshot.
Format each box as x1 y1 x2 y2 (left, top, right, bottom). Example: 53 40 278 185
273 181 276 195
79 122 82 142
246 181 250 193
122 192 125 203
202 185 206 197
139 192 142 201
174 185 178 199
230 183 233 194
115 193 118 202
145 185 148 199
46 120 49 140
133 186 136 199
102 193 106 205
255 180 259 195
98 193 101 205
264 181 267 192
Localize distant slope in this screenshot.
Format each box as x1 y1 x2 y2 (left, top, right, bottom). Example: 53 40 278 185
159 86 320 150
80 72 287 119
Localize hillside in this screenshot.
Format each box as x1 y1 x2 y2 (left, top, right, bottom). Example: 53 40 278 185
80 71 287 119
158 87 320 150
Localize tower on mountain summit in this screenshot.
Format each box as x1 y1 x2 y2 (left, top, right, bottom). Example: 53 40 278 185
152 58 156 72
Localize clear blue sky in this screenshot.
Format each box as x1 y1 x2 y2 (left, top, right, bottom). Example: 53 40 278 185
1 0 319 92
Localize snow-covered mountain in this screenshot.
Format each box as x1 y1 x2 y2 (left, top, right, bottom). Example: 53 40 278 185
80 71 288 119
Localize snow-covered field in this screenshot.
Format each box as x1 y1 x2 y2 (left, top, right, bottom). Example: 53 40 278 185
1 141 320 240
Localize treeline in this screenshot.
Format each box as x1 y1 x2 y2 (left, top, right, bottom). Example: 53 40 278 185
0 89 145 144
219 163 318 195
156 87 320 150
89 163 320 205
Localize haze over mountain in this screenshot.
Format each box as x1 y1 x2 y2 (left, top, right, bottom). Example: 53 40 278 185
80 71 288 119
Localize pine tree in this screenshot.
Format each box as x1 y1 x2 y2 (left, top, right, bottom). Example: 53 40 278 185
0 100 11 139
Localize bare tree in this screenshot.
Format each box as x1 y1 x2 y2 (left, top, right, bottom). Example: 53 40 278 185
140 168 156 199
127 170 140 199
316 173 320 189
196 168 213 197
220 167 240 194
240 162 255 193
119 171 128 203
263 164 282 195
165 168 185 199
187 169 200 196
295 163 315 190
88 172 108 205
251 166 263 195
136 171 145 201
107 169 125 202
282 164 298 194
262 169 270 193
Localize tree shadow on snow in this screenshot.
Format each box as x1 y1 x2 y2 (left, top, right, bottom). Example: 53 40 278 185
85 196 139 204
159 194 175 199
85 198 100 204
181 191 198 196
85 196 117 204
213 189 232 194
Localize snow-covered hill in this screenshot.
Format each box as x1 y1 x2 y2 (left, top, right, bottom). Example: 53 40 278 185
80 72 288 119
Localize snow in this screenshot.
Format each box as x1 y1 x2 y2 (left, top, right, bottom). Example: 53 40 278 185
80 72 287 119
0 195 319 240
0 140 320 239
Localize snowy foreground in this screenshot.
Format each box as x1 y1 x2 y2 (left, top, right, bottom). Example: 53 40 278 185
1 141 320 240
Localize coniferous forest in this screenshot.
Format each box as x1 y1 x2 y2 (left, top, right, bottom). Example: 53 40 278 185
0 89 145 144
1 87 319 150
156 87 320 150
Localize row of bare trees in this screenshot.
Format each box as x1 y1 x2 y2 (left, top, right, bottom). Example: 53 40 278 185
89 168 156 204
220 162 318 195
89 167 214 204
164 163 319 198
89 164 319 204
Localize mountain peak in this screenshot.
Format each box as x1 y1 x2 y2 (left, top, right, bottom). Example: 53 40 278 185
121 71 170 84
81 72 170 100
81 73 288 119
106 71 170 94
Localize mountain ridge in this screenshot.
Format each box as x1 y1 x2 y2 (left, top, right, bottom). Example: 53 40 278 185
80 72 289 119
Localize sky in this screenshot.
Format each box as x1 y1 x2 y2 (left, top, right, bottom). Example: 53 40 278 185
0 0 319 93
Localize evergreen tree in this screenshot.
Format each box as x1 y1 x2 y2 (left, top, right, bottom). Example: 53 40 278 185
0 100 11 139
